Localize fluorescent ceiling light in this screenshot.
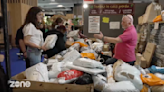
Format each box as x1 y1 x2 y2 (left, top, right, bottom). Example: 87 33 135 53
57 5 63 7
49 3 58 5
83 4 88 8
51 0 55 1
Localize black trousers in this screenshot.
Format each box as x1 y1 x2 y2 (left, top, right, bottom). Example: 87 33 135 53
0 65 8 92
105 58 135 65
25 58 30 69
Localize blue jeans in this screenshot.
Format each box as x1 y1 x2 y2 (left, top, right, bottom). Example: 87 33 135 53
27 47 41 67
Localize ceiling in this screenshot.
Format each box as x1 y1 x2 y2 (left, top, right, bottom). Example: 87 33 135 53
38 0 153 15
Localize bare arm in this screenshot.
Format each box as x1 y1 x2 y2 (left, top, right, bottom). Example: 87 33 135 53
19 39 26 53
0 55 4 62
103 36 122 44
24 35 40 49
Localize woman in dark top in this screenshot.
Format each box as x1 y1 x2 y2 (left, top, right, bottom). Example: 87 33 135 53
43 25 67 58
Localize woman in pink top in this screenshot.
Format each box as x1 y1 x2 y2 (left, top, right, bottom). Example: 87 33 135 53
94 15 137 65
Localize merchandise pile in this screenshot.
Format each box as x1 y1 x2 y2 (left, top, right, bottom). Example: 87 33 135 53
24 33 164 92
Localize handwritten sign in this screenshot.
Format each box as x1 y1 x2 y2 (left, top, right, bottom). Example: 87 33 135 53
89 4 134 15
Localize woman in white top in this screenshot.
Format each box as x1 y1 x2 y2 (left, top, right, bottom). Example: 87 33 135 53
23 7 44 66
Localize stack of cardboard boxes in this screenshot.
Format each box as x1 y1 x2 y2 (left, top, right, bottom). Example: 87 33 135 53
135 43 156 68
138 3 161 25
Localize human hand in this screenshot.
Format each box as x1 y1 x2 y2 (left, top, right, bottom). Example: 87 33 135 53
23 52 27 58
0 55 4 62
94 31 103 39
37 46 41 50
42 46 47 51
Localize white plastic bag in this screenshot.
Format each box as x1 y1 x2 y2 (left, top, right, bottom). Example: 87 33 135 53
47 59 58 66
80 47 90 52
62 50 81 62
67 30 79 37
92 75 106 91
49 78 58 83
66 62 106 75
25 63 49 82
67 37 74 42
106 65 115 83
91 42 104 52
82 49 98 58
114 60 143 90
73 58 104 69
155 73 164 80
48 62 62 79
68 43 80 52
102 81 139 92
43 34 58 50
76 39 85 44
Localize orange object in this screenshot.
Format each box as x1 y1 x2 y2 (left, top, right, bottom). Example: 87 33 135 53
140 73 164 86
81 53 95 60
153 15 162 22
140 85 149 92
72 42 88 47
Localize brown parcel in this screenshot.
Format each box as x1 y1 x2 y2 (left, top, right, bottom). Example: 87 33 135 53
135 53 147 68
138 16 143 25
102 44 110 51
142 3 161 24
12 72 94 92
142 43 156 67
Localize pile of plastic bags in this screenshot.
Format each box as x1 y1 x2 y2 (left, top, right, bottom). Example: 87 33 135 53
24 36 164 92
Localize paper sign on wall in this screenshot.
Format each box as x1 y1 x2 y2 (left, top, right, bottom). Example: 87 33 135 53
109 22 120 29
102 17 109 23
88 16 100 33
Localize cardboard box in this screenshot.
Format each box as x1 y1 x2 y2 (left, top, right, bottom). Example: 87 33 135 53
102 51 112 57
135 53 147 68
138 16 143 25
12 72 94 92
143 43 156 67
102 44 110 51
135 33 141 53
142 3 161 24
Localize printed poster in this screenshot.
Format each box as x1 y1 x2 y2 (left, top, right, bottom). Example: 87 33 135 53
109 22 120 29
88 16 100 33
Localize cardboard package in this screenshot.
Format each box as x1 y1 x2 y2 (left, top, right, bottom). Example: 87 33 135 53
143 43 156 67
135 53 147 68
138 16 143 25
102 44 110 51
135 43 156 68
102 51 112 57
135 33 141 53
142 3 161 24
12 72 93 92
